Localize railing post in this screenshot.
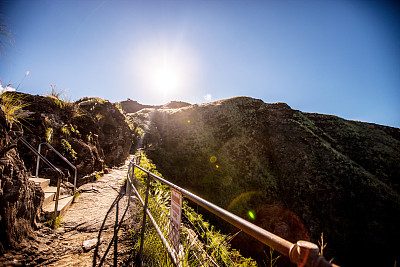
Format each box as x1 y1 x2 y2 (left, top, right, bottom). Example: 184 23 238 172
53 174 61 226
127 163 132 205
138 173 151 266
289 241 336 267
73 170 77 196
35 143 42 177
39 142 77 196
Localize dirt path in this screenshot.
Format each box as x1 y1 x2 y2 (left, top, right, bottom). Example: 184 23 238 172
0 157 140 266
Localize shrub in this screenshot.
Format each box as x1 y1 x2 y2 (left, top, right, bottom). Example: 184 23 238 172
60 139 77 161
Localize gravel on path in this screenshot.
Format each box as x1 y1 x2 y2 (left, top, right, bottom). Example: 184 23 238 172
0 157 140 267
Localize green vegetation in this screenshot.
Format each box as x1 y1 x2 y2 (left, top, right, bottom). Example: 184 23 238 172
73 192 81 203
130 152 257 266
60 124 80 139
45 127 54 144
0 91 30 127
45 84 84 117
113 102 123 112
61 125 71 138
60 139 77 161
45 216 63 229
46 83 72 109
87 132 93 143
95 113 104 121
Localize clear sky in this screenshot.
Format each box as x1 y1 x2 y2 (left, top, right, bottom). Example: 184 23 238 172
1 0 399 127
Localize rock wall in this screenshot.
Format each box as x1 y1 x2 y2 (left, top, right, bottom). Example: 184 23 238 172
0 93 133 254
0 109 44 254
15 94 132 185
77 98 132 167
132 97 400 266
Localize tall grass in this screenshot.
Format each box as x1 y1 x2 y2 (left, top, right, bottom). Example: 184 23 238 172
45 84 84 117
0 91 30 127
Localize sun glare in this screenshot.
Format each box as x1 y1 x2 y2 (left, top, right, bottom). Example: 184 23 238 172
152 64 182 95
131 40 199 102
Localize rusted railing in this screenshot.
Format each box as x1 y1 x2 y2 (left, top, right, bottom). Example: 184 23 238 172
127 155 339 267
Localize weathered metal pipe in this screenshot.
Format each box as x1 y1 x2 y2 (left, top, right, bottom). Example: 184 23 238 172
132 162 338 267
20 138 65 225
128 165 180 266
36 142 77 194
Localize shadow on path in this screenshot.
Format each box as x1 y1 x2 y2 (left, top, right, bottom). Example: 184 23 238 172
92 185 137 267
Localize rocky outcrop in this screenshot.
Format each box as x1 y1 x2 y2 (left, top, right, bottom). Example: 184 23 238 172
133 96 400 266
13 94 132 185
119 98 190 113
12 93 104 185
160 101 191 109
77 98 132 167
0 93 133 254
120 99 157 113
0 108 44 254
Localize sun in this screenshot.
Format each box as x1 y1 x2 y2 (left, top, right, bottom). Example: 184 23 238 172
151 63 182 95
131 39 200 102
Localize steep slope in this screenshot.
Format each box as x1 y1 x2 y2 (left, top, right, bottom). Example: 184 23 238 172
129 96 400 266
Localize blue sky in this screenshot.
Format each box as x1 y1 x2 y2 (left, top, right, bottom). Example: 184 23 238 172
1 0 399 127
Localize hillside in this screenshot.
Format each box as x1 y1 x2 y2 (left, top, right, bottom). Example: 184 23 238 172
126 96 400 266
0 93 132 253
2 93 399 266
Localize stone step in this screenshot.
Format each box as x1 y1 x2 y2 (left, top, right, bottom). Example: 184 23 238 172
43 195 74 219
43 186 57 206
29 177 50 190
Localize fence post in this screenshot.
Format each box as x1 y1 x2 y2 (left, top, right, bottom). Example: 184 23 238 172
138 173 151 266
35 143 42 177
53 174 61 227
127 163 132 205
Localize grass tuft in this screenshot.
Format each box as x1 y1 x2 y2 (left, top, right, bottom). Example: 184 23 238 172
45 216 63 229
0 91 30 127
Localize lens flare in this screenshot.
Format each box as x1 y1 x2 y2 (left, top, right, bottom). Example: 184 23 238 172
210 156 217 163
248 210 256 220
227 191 263 211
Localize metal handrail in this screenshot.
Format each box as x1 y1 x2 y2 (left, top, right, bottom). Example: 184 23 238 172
36 142 77 194
129 160 338 267
127 169 181 266
20 138 64 225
